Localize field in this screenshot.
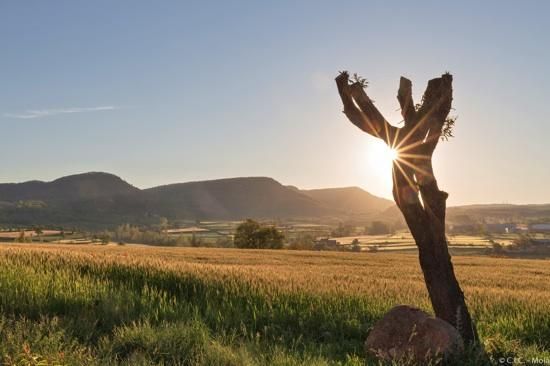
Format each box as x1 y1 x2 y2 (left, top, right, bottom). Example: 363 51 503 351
331 233 519 254
0 230 62 240
0 244 548 365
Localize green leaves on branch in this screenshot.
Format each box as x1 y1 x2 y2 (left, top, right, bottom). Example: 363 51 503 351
441 116 456 141
351 73 368 89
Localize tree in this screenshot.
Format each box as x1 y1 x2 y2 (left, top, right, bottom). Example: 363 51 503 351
189 233 203 247
336 71 478 344
351 238 362 252
234 219 285 249
100 233 111 245
368 221 391 235
34 227 43 242
16 230 26 243
288 233 316 250
158 217 169 232
331 222 353 237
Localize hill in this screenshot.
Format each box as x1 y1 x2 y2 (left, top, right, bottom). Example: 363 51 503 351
300 187 394 215
0 173 392 228
2 171 546 229
0 172 139 203
0 173 144 228
144 177 331 220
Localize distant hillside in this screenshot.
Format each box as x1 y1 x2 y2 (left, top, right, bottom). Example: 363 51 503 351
300 187 394 215
144 177 331 220
0 173 144 228
0 173 354 228
1 171 545 230
0 172 139 203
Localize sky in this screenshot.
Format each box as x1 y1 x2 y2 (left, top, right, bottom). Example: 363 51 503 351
1 1 549 205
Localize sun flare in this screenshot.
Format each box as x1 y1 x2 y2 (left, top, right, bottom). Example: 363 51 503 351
377 143 399 165
361 141 400 198
387 147 398 162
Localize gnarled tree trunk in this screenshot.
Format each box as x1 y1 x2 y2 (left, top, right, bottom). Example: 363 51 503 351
335 71 478 344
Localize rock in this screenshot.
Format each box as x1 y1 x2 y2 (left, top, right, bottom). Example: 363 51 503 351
365 305 464 363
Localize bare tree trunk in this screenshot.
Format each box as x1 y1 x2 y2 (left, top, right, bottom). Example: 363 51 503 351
335 71 478 345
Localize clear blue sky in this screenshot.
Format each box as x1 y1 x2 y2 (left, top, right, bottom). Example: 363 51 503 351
1 1 548 205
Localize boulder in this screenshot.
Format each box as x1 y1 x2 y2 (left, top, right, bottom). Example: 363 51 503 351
365 305 463 363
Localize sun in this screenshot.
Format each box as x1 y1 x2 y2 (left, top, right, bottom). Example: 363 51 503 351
363 141 399 177
386 147 399 162
360 141 400 198
377 143 399 165
365 141 399 168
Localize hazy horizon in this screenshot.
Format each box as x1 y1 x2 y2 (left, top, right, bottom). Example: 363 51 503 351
2 1 549 205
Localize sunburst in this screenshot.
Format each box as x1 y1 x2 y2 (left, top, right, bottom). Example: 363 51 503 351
388 140 434 194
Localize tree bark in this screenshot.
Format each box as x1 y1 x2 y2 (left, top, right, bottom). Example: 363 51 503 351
335 71 478 345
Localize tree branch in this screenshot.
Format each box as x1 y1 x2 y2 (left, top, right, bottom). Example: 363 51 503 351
397 77 416 126
335 71 397 144
416 73 453 154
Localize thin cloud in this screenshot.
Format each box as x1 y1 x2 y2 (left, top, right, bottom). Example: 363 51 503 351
3 106 119 119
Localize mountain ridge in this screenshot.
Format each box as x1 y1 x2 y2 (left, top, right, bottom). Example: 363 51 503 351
0 172 392 228
1 172 548 229
300 186 394 215
0 172 139 203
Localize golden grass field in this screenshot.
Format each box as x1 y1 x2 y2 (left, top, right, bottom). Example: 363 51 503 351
0 243 548 365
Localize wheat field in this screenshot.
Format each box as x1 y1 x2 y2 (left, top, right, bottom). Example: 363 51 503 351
0 244 548 365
